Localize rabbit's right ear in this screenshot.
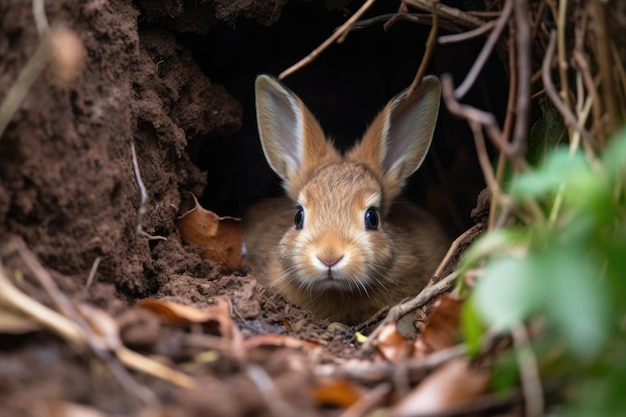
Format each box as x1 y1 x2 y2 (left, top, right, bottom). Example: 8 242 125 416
255 75 338 199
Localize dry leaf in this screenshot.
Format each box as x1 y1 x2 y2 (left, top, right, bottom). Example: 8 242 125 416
243 333 318 350
415 295 462 355
313 378 362 408
377 322 412 361
138 297 238 340
177 194 242 270
391 358 490 417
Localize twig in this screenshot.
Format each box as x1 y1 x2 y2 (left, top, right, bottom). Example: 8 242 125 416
351 12 461 33
404 0 487 29
353 305 390 333
130 140 148 236
470 121 503 203
339 383 391 417
13 238 81 321
246 364 295 417
573 50 602 140
512 324 544 417
454 0 513 100
556 0 572 115
548 94 593 226
407 0 439 97
443 74 524 168
0 263 83 343
362 270 459 352
383 1 409 31
278 0 377 80
10 238 159 406
32 0 49 35
438 19 497 44
443 74 546 224
542 31 597 150
325 344 467 381
511 0 532 158
85 256 102 289
592 0 618 136
432 225 482 279
610 43 626 112
467 11 502 17
0 39 50 138
530 89 546 100
489 29 518 231
530 0 547 45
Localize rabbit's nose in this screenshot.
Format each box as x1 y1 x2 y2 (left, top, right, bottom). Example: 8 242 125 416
317 255 344 268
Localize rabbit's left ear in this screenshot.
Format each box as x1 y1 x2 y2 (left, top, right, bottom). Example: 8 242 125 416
255 75 339 200
348 76 441 201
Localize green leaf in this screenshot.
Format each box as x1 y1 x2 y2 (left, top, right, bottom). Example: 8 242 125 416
528 105 566 166
510 149 588 200
602 126 626 177
562 169 617 225
491 352 519 394
459 228 528 274
473 256 544 331
538 246 611 360
461 297 485 357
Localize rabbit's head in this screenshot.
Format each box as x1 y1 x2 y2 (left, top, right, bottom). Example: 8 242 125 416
254 75 440 297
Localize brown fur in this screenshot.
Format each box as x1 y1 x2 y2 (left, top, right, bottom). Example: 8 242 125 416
245 75 449 324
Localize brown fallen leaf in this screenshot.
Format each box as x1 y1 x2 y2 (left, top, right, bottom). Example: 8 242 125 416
177 193 242 270
243 333 319 351
415 295 463 355
377 322 412 361
313 377 363 408
391 358 490 417
138 297 239 341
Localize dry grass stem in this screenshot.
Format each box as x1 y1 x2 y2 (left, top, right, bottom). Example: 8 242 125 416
32 0 49 35
0 39 49 138
0 264 83 343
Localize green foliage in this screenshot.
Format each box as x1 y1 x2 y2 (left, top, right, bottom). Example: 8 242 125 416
528 104 567 166
461 127 626 413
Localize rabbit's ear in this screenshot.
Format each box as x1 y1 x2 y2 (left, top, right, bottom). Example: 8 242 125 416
255 75 338 198
349 76 441 201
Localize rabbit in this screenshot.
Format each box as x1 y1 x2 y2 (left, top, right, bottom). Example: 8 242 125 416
244 74 449 324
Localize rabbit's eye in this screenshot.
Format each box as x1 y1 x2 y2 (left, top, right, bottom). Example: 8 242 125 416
364 208 379 230
294 207 304 230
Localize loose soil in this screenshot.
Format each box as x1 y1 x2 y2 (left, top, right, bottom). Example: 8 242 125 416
0 1 487 416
